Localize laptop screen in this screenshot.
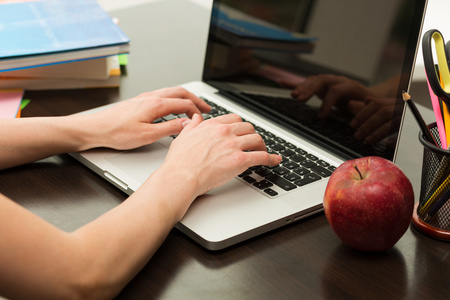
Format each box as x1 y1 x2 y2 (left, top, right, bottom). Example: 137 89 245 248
202 0 427 161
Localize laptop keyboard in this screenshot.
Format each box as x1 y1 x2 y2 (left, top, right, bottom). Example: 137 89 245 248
156 98 337 198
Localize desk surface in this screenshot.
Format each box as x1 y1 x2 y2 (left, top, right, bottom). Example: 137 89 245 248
1 1 449 299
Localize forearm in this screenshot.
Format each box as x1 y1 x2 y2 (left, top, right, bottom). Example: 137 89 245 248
69 168 195 298
0 167 196 300
0 115 99 170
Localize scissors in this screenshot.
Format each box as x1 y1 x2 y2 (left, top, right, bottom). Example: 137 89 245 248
422 29 450 106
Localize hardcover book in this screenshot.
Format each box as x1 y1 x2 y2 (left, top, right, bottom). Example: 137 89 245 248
0 0 130 72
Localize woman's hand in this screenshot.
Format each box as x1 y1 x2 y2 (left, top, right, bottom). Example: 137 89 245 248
87 86 211 150
156 114 282 219
0 86 211 170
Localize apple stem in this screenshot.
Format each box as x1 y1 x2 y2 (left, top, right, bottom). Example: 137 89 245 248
353 164 364 180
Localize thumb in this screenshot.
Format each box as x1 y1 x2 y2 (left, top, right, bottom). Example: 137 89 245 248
181 113 203 130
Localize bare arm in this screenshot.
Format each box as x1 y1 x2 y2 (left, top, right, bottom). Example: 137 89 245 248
0 112 281 299
0 86 211 170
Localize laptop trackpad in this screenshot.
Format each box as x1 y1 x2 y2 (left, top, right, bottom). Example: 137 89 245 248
105 140 170 184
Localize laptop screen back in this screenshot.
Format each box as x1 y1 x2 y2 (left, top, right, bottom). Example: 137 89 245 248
202 0 427 161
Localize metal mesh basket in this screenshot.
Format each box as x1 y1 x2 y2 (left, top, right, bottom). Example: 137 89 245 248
412 123 450 241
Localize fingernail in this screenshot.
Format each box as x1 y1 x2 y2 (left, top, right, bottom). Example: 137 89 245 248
181 119 191 128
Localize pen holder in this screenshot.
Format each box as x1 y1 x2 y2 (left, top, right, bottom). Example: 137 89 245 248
412 122 450 241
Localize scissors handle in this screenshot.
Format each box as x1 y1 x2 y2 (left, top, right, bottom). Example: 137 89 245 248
446 40 450 66
422 29 450 105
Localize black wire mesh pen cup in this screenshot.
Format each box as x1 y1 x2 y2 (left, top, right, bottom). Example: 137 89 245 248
412 122 450 241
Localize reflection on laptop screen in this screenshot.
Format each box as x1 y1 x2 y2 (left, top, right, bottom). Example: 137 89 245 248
203 0 425 161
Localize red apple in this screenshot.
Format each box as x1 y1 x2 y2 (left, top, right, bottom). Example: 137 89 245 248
323 156 414 252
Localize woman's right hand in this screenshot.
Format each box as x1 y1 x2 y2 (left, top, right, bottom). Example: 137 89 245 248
157 114 281 219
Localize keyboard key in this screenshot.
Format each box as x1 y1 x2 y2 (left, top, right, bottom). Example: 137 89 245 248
264 139 276 147
253 180 273 190
311 166 333 177
255 168 272 177
284 142 296 149
305 154 318 161
300 160 317 168
295 148 308 155
264 188 278 197
290 154 306 162
270 144 285 151
265 174 297 191
255 126 265 133
273 166 290 175
274 137 286 143
243 176 256 184
317 160 330 167
294 173 322 186
238 169 252 177
265 132 275 138
293 167 310 176
283 172 301 181
249 165 264 171
283 161 299 170
279 148 295 157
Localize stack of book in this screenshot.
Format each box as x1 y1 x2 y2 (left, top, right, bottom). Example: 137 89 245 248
0 0 130 90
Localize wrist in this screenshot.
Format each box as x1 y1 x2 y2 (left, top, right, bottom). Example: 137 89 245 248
62 113 105 151
143 164 200 223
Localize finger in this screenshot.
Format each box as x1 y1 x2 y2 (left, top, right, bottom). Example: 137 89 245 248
244 151 282 167
157 86 211 113
146 98 204 120
149 118 189 138
181 113 203 131
229 122 255 136
211 113 242 124
179 91 211 113
238 133 267 152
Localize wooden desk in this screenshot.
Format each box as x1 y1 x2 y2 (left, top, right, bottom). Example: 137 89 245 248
1 1 449 299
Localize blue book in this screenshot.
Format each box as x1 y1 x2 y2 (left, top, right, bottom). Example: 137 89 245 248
0 0 130 72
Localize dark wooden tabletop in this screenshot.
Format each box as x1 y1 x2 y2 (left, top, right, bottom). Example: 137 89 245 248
0 72 445 300
1 1 449 299
1 107 449 299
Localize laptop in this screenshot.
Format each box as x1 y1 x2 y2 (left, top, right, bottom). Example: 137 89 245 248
71 0 428 250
